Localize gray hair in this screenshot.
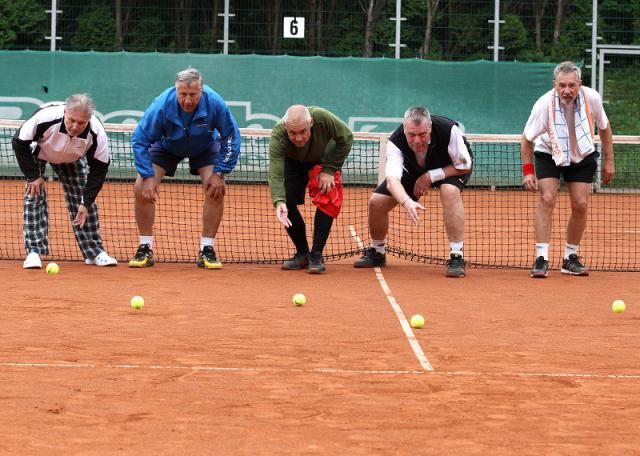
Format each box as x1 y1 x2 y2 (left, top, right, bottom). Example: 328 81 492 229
176 67 203 85
65 93 95 114
403 106 431 126
553 61 581 81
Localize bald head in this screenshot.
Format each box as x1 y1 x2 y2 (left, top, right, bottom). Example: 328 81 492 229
283 105 313 148
284 105 312 129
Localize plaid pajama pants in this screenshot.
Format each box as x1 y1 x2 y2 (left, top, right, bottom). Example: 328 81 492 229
24 157 105 259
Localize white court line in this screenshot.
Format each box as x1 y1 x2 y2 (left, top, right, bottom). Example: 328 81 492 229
2 362 640 380
349 225 433 371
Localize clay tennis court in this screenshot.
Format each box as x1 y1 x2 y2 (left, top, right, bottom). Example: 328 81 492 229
2 247 640 454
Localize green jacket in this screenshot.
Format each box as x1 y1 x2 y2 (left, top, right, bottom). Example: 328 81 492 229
268 106 353 207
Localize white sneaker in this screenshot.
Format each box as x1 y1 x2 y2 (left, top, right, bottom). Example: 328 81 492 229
23 252 42 269
85 251 118 267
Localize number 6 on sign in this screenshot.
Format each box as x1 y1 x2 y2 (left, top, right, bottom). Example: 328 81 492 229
284 17 305 38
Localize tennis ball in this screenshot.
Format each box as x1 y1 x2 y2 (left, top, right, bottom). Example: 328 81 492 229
410 314 425 329
46 262 59 275
612 299 626 314
292 293 306 306
131 295 144 309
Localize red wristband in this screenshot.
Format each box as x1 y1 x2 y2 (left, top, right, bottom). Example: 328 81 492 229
522 163 534 176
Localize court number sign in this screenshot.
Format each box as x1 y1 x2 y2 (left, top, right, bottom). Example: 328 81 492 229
284 17 305 38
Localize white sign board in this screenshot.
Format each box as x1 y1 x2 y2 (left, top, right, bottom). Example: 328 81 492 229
283 17 305 38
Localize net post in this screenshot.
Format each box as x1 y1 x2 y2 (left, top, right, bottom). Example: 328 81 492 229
377 135 388 185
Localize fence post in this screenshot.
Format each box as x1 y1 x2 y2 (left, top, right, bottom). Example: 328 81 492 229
45 0 62 51
389 0 406 59
487 0 504 61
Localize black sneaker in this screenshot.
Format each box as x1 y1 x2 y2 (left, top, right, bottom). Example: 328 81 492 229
354 247 386 268
281 252 309 270
128 243 154 268
197 246 222 269
561 254 589 276
530 256 549 278
308 252 326 274
445 253 465 277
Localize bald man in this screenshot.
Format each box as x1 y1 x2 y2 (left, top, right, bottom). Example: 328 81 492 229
268 105 353 273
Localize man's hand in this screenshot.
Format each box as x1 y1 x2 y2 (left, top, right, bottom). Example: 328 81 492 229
205 172 226 200
72 204 89 228
275 202 292 228
601 159 615 185
317 172 335 194
25 177 45 198
142 177 159 202
403 199 426 226
413 173 432 198
522 174 538 193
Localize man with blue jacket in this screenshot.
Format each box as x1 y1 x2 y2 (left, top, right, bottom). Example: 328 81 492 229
129 67 241 269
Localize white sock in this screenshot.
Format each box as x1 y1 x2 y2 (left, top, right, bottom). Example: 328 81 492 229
564 243 578 260
535 243 549 260
200 237 215 251
450 241 463 257
371 239 385 254
140 236 153 248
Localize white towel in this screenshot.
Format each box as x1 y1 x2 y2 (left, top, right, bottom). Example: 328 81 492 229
547 88 594 167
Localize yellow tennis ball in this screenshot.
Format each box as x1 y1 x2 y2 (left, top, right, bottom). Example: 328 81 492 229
46 262 59 275
292 293 306 306
612 299 626 314
410 314 425 329
131 295 145 309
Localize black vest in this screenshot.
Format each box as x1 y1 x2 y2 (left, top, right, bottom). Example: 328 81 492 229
388 115 463 178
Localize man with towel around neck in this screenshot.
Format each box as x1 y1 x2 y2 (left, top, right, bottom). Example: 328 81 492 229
521 61 615 278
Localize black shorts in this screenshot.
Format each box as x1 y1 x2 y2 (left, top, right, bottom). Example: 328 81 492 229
374 169 472 201
534 151 598 183
150 139 221 177
284 158 316 206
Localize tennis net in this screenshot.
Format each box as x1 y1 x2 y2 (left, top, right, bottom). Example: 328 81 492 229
1 120 639 271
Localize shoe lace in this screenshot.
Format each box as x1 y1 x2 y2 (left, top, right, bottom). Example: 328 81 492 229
449 255 463 268
568 254 584 268
534 256 546 269
135 244 150 257
202 246 216 259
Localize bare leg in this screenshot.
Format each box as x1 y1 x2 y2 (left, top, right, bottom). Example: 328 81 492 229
535 178 559 243
565 182 590 245
133 164 165 236
440 184 464 244
368 193 398 240
199 166 224 238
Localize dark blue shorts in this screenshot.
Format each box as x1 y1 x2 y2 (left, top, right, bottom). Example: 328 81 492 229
534 151 598 183
374 170 472 201
150 139 221 177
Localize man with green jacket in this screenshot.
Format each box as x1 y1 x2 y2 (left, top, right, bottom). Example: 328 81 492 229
268 105 353 273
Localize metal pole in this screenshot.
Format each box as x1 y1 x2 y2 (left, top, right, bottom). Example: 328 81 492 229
591 0 598 88
223 0 230 54
50 0 57 51
493 0 500 61
395 0 402 59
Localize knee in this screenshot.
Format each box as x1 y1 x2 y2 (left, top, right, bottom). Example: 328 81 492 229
439 185 462 208
368 194 391 214
538 192 556 211
571 197 589 216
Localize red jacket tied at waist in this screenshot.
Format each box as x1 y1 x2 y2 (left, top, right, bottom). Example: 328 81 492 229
307 165 343 218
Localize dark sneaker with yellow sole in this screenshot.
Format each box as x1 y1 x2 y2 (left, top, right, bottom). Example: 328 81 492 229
129 244 155 268
197 246 222 269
